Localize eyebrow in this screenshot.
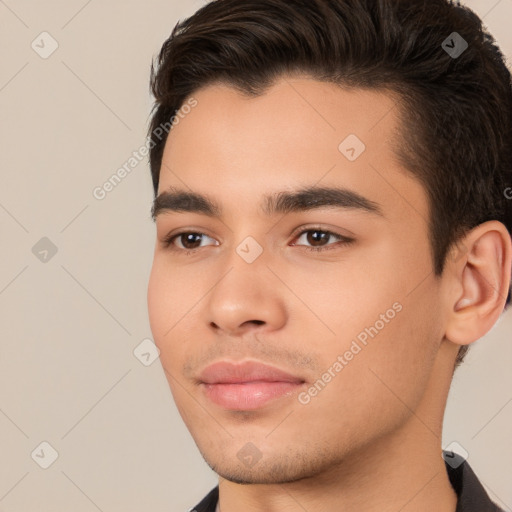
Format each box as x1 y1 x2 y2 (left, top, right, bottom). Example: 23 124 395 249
151 185 383 221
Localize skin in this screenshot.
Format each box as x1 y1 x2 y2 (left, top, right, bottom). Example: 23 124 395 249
147 77 511 512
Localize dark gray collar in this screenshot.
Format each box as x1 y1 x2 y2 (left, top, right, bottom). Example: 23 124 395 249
445 451 504 512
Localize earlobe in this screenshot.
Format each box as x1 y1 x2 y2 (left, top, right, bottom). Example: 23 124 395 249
445 221 512 346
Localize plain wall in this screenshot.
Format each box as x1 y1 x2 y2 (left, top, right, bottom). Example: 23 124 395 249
0 0 510 510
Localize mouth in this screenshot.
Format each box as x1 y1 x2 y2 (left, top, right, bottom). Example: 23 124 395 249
198 360 306 410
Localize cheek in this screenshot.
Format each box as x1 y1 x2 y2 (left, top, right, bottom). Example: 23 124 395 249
147 262 166 337
298 242 440 401
147 258 211 374
346 282 443 410
281 250 404 342
147 265 188 402
301 298 440 445
147 258 194 329
147 260 185 352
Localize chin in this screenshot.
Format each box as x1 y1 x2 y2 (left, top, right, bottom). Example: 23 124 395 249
199 446 333 485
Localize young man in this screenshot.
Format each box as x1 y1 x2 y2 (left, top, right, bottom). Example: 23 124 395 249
146 0 512 510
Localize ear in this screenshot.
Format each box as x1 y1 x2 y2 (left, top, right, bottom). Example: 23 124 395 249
444 221 512 346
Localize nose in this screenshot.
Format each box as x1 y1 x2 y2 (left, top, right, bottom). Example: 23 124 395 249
205 259 287 338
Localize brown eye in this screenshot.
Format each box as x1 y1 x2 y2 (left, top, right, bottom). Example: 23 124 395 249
163 231 218 251
292 228 354 252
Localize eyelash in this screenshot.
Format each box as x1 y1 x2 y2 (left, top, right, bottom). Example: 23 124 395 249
161 227 354 255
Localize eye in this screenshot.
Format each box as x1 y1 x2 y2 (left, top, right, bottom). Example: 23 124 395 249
162 231 218 253
291 227 354 252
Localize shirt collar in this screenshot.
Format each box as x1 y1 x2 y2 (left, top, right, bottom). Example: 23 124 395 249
444 451 504 512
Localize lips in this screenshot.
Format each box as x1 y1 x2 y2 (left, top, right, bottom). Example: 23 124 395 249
198 360 305 410
199 360 304 384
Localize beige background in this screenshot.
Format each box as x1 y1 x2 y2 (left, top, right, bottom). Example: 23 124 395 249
0 0 511 510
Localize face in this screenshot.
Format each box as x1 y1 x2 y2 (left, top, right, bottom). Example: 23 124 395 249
147 77 448 484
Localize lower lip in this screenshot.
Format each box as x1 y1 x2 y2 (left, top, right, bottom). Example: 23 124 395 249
202 381 303 410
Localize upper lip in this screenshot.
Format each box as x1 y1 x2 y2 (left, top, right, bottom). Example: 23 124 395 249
199 360 305 385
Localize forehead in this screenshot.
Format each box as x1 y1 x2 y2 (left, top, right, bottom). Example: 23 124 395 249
164 78 399 159
158 77 427 225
